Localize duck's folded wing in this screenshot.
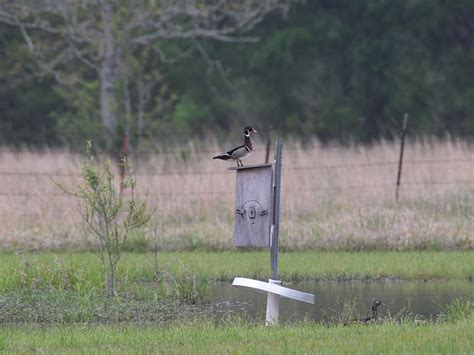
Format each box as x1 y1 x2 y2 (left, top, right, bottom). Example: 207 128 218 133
227 145 250 159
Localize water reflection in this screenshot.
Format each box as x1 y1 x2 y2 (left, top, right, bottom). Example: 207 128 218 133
209 280 473 322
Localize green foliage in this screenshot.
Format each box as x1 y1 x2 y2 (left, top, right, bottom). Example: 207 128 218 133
172 95 211 135
0 250 471 333
442 298 473 323
0 289 186 325
1 1 474 147
159 261 209 304
249 27 313 71
53 81 105 148
165 1 474 142
2 317 474 353
58 141 152 296
1 251 472 293
14 257 94 292
0 24 63 146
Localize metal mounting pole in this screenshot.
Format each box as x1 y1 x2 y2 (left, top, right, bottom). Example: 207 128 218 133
231 141 315 327
271 141 282 280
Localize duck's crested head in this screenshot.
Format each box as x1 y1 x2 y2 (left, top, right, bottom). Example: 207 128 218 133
243 126 258 136
372 299 386 310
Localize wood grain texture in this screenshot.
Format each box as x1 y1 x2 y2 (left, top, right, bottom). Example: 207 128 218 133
234 165 273 248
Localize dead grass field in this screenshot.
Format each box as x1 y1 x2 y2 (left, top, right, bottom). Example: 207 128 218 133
0 138 473 250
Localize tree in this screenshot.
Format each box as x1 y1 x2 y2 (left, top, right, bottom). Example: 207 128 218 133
0 23 64 146
0 0 292 151
58 140 151 297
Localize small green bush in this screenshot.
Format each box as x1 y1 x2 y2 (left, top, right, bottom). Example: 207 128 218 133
443 298 473 322
57 140 152 296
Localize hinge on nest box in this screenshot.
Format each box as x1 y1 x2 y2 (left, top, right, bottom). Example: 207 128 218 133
235 208 245 219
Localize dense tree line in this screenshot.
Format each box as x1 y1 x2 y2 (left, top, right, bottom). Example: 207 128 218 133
0 1 473 151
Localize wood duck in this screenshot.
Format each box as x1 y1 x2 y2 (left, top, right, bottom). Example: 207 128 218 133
213 126 257 166
360 299 385 323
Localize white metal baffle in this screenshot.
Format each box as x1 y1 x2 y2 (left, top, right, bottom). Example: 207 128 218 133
229 141 314 326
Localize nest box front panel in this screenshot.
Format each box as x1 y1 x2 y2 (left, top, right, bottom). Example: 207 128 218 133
234 165 273 247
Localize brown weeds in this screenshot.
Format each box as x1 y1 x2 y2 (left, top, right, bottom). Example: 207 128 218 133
0 138 472 250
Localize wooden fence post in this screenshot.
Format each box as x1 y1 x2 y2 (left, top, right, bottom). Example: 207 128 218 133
119 133 129 195
265 138 271 164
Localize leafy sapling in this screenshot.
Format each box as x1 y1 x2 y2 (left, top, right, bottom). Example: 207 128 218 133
58 140 152 297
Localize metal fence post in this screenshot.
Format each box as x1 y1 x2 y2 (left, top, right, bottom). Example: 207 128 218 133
396 113 409 202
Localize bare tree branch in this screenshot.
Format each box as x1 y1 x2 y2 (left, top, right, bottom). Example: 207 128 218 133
131 1 291 44
0 0 293 146
192 39 232 90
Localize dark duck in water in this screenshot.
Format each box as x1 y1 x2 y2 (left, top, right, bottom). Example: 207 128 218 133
360 299 386 323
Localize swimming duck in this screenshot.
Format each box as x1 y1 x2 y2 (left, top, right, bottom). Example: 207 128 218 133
360 299 386 323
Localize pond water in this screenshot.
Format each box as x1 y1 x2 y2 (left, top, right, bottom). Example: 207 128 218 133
208 280 473 322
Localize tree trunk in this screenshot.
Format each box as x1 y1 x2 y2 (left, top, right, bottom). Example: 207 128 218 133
108 265 115 297
104 265 111 297
137 79 145 138
99 1 118 148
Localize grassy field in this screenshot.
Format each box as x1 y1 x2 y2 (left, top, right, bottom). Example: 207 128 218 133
0 139 473 251
2 315 473 353
1 251 472 352
1 250 471 326
1 251 473 293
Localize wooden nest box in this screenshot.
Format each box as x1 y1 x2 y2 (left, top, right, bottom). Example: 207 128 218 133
229 144 314 326
229 163 274 248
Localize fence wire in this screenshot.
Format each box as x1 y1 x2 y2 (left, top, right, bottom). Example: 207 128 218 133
0 156 472 198
0 158 472 177
1 181 472 198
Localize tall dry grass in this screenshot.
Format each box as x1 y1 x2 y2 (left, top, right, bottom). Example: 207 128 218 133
0 138 473 250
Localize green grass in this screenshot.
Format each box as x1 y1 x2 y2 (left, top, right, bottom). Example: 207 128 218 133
1 251 471 327
2 316 473 353
0 251 472 292
1 251 472 352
